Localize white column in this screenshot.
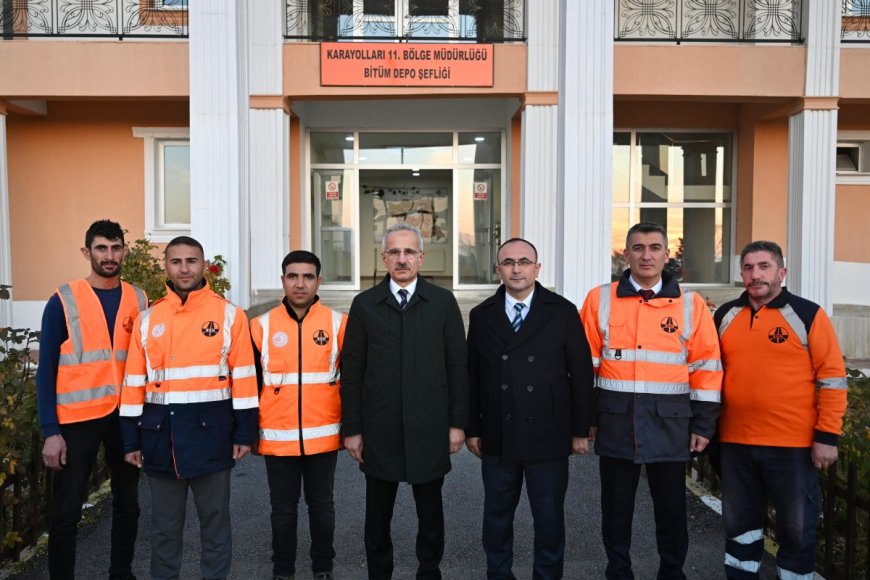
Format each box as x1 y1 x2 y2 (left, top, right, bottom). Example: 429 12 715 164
556 0 614 303
0 110 12 327
521 105 558 288
521 0 560 287
786 0 841 311
189 1 250 307
787 109 838 312
248 0 289 293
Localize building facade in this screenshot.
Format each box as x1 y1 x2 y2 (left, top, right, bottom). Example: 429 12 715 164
1 0 869 357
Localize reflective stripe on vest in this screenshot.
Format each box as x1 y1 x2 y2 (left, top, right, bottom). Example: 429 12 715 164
56 384 116 405
717 305 744 339
596 285 693 370
258 308 342 388
139 301 241 397
260 423 342 442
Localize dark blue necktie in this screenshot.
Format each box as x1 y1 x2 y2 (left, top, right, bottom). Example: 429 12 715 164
398 288 409 310
511 303 525 332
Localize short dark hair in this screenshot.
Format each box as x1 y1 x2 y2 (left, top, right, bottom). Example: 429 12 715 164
497 238 538 262
626 222 668 248
164 235 204 257
740 240 785 268
282 250 321 277
85 219 124 249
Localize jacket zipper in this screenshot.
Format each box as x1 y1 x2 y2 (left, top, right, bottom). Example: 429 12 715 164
297 317 305 455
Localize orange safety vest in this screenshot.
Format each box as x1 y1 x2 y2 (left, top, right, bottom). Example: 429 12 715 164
582 282 722 402
55 279 147 424
251 301 347 456
119 283 258 415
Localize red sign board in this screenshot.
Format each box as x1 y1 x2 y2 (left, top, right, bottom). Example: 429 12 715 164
321 42 494 87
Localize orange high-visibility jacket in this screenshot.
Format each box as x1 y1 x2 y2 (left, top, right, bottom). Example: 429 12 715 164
55 279 147 424
581 280 723 401
251 300 347 456
119 283 258 416
716 289 848 447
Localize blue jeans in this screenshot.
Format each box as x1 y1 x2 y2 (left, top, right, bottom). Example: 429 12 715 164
721 443 820 579
264 451 338 576
481 455 569 580
48 412 140 580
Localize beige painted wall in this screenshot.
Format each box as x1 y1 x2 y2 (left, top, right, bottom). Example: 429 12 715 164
7 100 189 300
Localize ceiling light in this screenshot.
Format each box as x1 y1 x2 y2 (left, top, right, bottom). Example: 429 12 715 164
412 172 420 177
345 136 355 141
474 136 485 142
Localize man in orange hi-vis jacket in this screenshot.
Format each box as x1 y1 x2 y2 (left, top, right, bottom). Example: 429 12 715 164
120 236 258 580
250 250 347 580
580 222 722 580
716 240 847 579
37 219 147 580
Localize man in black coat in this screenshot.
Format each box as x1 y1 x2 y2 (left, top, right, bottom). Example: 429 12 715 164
341 223 469 580
466 238 595 580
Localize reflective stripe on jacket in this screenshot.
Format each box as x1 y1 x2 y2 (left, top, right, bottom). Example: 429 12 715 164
580 271 723 462
252 300 346 456
55 279 147 424
119 283 258 417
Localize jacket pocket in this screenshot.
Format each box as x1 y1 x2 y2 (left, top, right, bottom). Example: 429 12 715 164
594 395 634 458
652 399 693 458
138 407 173 471
606 316 633 350
198 405 234 463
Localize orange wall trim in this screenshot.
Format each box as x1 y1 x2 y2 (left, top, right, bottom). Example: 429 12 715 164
789 97 839 116
249 95 291 114
511 115 521 238
0 41 189 98
835 184 870 263
840 49 870 98
522 92 558 107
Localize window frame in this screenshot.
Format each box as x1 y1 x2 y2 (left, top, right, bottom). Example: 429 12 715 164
837 131 870 184
133 127 191 243
612 129 737 287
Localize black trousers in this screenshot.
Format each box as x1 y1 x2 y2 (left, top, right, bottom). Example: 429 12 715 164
265 451 338 576
481 455 569 580
48 412 140 580
599 456 688 580
364 474 445 580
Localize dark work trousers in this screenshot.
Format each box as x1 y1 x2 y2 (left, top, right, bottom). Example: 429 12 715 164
599 456 688 580
721 443 820 579
148 469 232 580
364 474 445 580
264 451 338 576
48 411 140 580
481 454 569 580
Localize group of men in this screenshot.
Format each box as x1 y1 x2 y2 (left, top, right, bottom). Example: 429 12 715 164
37 218 847 580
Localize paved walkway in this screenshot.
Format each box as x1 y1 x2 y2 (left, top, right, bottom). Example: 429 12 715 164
6 448 779 579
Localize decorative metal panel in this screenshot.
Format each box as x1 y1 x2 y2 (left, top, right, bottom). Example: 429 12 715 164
615 0 803 43
0 0 188 39
842 0 870 42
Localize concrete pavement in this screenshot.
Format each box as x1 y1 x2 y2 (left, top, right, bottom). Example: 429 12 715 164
5 447 780 579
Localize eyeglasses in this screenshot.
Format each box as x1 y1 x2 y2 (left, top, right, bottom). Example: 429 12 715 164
499 258 536 268
383 248 422 259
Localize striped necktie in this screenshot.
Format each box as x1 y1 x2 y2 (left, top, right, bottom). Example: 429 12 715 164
398 288 409 310
511 303 526 332
639 289 655 301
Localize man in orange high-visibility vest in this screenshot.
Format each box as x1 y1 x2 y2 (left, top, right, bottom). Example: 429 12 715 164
250 250 347 580
36 219 148 580
120 236 258 580
580 222 723 580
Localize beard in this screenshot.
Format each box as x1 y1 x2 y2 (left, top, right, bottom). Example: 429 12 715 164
91 257 121 278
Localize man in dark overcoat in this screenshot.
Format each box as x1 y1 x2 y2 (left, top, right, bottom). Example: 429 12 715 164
341 222 469 580
466 237 594 580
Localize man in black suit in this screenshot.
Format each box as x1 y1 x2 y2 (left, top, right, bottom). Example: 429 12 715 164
466 238 595 580
342 223 469 580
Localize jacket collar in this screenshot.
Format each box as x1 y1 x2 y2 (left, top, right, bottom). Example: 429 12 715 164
282 295 321 322
479 281 560 310
616 269 681 299
371 274 433 310
735 286 791 310
164 279 215 308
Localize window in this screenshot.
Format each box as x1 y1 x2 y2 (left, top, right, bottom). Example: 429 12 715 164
612 131 734 284
133 128 190 242
837 132 870 183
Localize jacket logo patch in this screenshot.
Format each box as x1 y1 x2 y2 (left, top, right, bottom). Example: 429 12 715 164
122 316 134 334
660 317 679 334
313 330 330 346
201 321 220 337
151 323 165 338
768 327 789 344
271 331 288 348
